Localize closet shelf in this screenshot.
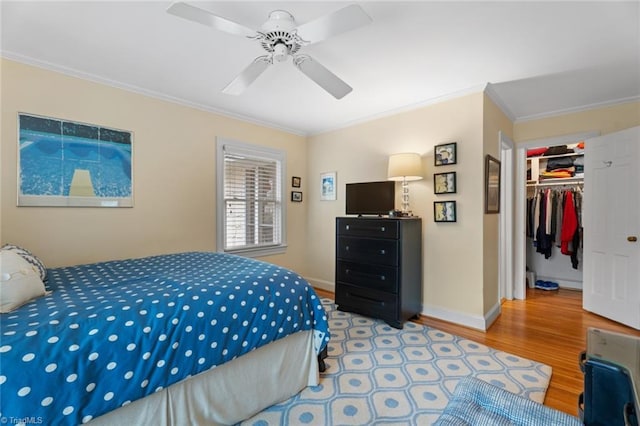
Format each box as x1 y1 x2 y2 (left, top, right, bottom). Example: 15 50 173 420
527 146 584 187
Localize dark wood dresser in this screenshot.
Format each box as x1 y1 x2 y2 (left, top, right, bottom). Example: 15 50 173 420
335 217 422 328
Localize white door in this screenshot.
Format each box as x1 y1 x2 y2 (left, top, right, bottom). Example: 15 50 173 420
583 126 640 329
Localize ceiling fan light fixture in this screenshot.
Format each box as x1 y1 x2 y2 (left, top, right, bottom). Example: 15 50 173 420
273 43 288 62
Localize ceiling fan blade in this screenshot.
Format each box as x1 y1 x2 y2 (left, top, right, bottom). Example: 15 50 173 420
222 56 271 95
167 2 255 38
294 55 352 99
295 4 372 44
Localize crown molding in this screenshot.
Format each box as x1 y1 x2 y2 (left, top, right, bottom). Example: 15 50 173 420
1 51 307 137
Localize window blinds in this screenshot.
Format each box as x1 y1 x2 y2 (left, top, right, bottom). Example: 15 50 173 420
222 146 282 251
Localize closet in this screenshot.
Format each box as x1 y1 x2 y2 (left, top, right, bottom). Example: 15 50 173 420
525 142 584 290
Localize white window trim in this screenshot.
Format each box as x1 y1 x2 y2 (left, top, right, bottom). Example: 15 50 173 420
216 138 287 258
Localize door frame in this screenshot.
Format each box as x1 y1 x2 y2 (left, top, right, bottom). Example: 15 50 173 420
499 132 514 300
513 131 598 300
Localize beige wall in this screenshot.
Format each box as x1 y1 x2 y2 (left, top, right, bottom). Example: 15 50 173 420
482 95 514 315
306 92 493 325
1 59 308 270
514 102 640 142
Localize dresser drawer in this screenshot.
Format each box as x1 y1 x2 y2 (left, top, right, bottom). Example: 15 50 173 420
337 236 398 266
336 260 398 293
337 218 399 239
336 284 398 320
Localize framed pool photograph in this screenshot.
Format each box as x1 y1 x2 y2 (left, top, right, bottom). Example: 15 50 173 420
17 113 133 207
434 171 456 194
434 201 456 222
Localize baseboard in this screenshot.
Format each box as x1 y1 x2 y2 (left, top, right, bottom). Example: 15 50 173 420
536 275 583 290
484 300 501 329
307 277 335 293
308 280 501 331
422 303 490 331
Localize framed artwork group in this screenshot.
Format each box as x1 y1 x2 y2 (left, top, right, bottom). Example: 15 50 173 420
291 176 302 202
433 142 457 222
432 143 502 221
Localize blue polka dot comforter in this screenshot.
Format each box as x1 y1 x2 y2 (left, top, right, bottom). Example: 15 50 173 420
0 252 330 425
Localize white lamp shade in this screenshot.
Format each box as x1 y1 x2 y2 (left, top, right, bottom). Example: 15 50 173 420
387 153 423 181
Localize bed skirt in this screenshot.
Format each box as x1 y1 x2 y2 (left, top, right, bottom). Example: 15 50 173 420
89 330 319 425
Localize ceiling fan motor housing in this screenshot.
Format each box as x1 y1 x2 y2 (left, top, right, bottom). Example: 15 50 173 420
259 10 302 60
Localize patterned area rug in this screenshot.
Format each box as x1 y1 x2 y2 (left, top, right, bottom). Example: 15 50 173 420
241 298 552 425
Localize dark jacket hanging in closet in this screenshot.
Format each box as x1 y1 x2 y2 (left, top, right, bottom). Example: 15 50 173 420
536 189 553 259
561 191 578 256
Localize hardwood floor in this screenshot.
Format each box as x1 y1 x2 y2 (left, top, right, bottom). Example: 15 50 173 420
314 287 640 416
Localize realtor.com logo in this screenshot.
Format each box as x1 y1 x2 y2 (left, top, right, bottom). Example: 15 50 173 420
0 417 44 425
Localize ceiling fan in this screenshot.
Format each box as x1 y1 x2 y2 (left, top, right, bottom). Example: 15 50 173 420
167 2 372 99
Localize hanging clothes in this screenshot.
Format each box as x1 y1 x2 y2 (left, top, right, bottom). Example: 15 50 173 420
527 186 583 269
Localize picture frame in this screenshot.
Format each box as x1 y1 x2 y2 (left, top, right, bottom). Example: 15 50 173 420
434 171 457 194
434 142 457 166
291 191 303 202
485 154 501 214
320 171 337 201
17 113 133 207
292 176 301 188
434 201 457 222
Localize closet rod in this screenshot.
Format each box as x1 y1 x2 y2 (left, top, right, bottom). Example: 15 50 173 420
528 181 583 188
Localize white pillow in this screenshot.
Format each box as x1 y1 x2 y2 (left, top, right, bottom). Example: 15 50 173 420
0 250 47 313
1 244 47 281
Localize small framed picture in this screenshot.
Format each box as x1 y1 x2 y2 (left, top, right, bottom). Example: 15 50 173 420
434 142 457 166
434 201 456 222
291 191 303 202
320 171 337 201
485 155 501 213
434 171 456 194
292 176 301 188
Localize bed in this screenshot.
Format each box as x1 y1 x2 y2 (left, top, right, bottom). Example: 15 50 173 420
0 251 330 425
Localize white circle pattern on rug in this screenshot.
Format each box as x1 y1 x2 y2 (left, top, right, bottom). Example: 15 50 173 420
241 298 552 426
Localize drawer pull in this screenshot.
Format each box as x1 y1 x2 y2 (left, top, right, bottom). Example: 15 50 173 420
380 249 386 255
345 246 350 251
345 225 350 230
381 226 386 232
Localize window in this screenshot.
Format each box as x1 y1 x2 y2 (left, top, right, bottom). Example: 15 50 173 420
216 138 286 256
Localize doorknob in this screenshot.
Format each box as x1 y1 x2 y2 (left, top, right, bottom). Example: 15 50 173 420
628 236 638 242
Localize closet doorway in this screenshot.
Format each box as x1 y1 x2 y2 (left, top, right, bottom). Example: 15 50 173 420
513 131 598 301
513 127 639 330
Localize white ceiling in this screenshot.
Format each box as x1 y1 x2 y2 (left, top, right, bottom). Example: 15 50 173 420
2 1 639 136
